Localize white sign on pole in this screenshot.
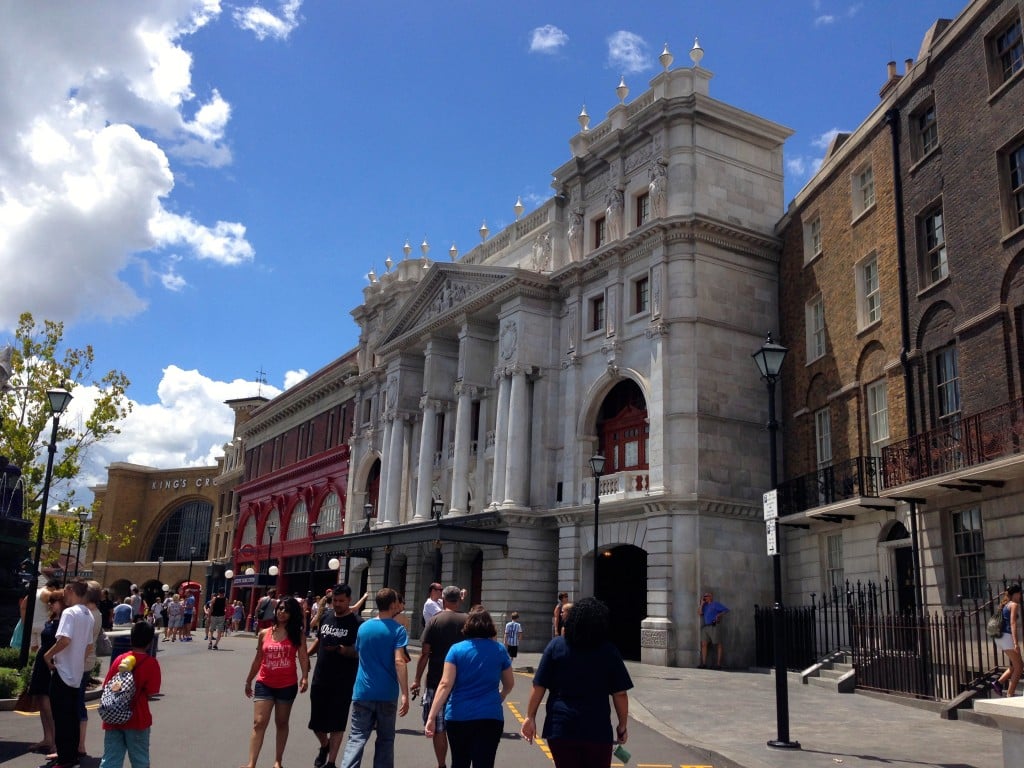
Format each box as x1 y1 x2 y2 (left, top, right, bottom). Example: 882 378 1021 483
766 518 779 556
763 489 778 521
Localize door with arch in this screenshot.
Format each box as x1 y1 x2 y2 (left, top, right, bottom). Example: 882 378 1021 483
594 544 647 661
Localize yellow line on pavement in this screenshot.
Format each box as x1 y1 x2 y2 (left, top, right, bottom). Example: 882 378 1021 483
505 700 553 762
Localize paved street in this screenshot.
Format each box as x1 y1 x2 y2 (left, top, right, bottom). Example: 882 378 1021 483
0 633 709 768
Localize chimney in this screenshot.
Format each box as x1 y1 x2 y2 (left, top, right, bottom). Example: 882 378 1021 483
879 60 902 99
905 58 914 74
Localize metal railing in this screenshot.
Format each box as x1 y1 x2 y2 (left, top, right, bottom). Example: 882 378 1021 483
777 456 883 515
754 577 1022 701
882 396 1024 486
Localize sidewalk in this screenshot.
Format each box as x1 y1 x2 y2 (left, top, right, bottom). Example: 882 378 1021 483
508 650 1003 768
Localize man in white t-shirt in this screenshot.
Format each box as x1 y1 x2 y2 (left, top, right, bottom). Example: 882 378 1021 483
44 578 95 768
421 583 443 627
30 578 62 650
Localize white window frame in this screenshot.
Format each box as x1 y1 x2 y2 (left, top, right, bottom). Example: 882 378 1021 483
815 407 832 468
853 166 875 218
988 14 1024 91
856 252 881 329
1006 139 1024 232
934 345 961 421
952 507 986 600
866 379 889 458
803 214 822 262
922 206 948 286
826 533 844 591
913 101 939 159
806 294 826 362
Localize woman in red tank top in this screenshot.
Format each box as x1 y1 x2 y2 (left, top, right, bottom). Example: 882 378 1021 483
241 596 310 768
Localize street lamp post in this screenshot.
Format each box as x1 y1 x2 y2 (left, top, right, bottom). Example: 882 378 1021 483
752 332 800 751
431 499 445 583
73 510 88 578
267 522 279 590
588 453 605 596
18 388 73 668
187 545 197 584
309 522 320 594
63 526 75 587
362 502 374 533
156 556 164 585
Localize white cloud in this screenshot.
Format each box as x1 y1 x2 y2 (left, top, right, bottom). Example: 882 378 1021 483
283 368 310 389
811 128 844 150
530 25 569 54
607 31 650 75
0 3 253 330
814 14 836 26
234 0 303 41
786 157 807 177
77 366 282 498
814 4 861 26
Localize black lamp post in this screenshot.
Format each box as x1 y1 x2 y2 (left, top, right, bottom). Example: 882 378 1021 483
363 502 373 533
588 453 606 597
73 510 88 578
19 387 73 668
63 524 75 587
267 522 279 588
752 332 799 751
186 544 196 585
431 499 445 583
156 555 164 585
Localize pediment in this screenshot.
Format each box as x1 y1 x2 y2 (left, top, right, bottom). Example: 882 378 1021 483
378 264 520 347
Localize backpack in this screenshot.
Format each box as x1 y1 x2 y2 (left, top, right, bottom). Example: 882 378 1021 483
987 608 1005 638
99 657 139 725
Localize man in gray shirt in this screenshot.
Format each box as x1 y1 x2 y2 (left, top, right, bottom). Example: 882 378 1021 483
412 586 466 768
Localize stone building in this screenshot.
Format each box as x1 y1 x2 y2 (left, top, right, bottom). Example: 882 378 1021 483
776 0 1024 610
333 44 792 666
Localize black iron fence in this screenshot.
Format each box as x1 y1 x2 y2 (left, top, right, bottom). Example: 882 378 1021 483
776 456 883 516
754 577 1020 700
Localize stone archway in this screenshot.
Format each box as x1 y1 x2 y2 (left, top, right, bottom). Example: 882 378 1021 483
596 544 647 660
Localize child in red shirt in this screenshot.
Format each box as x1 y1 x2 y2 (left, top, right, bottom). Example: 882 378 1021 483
100 621 161 767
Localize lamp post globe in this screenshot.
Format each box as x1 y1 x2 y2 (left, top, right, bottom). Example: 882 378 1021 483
18 388 72 668
752 332 799 751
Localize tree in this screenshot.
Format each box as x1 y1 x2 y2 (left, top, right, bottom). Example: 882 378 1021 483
0 312 131 564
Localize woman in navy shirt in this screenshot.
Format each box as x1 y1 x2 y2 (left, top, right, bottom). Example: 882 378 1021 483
993 583 1022 696
520 597 633 768
424 607 514 768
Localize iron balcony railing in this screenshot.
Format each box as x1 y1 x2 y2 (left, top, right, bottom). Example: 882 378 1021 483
777 456 883 516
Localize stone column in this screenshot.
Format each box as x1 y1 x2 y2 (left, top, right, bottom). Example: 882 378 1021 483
413 397 437 520
377 418 393 521
449 382 473 516
490 373 510 509
381 415 405 527
503 367 530 507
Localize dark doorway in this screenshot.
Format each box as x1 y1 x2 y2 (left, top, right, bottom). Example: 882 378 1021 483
895 546 916 613
595 545 647 660
470 552 483 607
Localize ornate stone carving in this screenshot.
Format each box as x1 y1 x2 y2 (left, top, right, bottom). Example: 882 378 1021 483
530 232 552 272
424 279 473 322
567 208 584 263
499 320 518 361
566 304 578 351
640 628 669 649
651 265 663 318
606 288 617 337
583 168 610 200
645 322 669 339
625 140 654 173
601 341 622 376
605 187 624 241
649 159 668 219
386 375 398 409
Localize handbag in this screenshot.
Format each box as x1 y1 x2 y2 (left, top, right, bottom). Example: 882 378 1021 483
96 630 113 657
9 618 23 649
987 609 1004 638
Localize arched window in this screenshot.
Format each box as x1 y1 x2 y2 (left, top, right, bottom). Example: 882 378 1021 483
240 516 257 546
318 492 341 533
288 501 308 540
149 500 212 560
596 381 649 471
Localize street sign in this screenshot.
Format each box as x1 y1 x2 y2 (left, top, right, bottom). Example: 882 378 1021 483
239 544 256 558
763 489 778 521
766 518 778 556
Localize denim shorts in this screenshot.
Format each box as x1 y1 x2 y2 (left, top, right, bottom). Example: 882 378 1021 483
254 680 298 702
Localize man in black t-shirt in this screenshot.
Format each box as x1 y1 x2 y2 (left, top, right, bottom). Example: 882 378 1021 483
97 589 115 631
308 583 362 768
208 591 227 649
412 585 467 768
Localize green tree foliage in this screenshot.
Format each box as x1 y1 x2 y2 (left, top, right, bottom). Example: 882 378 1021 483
1 312 131 563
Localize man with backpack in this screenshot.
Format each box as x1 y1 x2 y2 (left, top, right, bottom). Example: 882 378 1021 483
256 588 279 630
100 621 161 767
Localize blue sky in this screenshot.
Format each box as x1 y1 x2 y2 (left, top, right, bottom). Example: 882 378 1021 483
0 0 966 497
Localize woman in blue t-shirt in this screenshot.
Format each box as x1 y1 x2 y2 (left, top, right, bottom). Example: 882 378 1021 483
520 597 634 768
993 583 1022 697
424 607 514 768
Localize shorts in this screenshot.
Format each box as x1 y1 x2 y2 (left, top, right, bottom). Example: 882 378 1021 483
169 616 183 628
308 684 353 733
253 681 299 702
701 623 721 644
505 644 518 659
997 632 1017 652
210 616 225 632
420 687 446 733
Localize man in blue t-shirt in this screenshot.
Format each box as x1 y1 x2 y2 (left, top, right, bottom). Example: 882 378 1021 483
338 588 409 768
698 592 729 669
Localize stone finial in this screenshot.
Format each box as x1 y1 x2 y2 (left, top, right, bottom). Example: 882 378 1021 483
616 76 629 103
690 37 704 67
479 219 489 242
659 43 673 71
449 243 458 261
403 239 412 259
514 196 524 221
578 104 590 132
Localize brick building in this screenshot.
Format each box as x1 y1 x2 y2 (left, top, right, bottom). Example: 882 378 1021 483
777 0 1024 610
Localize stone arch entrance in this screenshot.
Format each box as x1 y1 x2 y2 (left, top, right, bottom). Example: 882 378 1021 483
595 544 647 660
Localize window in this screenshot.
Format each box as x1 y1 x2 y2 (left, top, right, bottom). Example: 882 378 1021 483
591 294 606 333
921 206 948 285
934 345 961 421
803 215 822 261
856 252 881 327
287 501 308 540
990 17 1023 88
912 102 939 158
362 397 373 424
815 407 832 468
952 507 985 600
635 192 650 227
633 276 649 314
826 534 844 591
1008 141 1024 230
866 380 889 458
853 166 875 217
806 294 826 361
318 492 341 533
593 217 607 249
